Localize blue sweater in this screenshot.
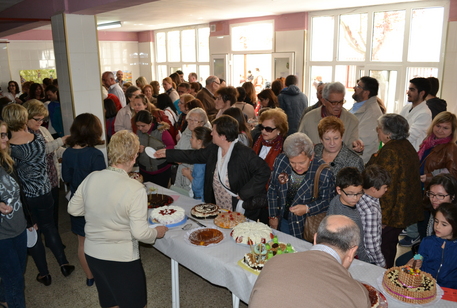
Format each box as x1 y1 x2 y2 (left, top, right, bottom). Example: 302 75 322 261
418 235 457 289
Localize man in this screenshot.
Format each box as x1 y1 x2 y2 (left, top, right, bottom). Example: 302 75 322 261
426 77 446 119
249 215 370 308
278 75 308 135
115 70 124 87
196 76 220 119
350 76 383 163
299 81 363 152
188 72 198 83
102 71 126 107
400 77 432 151
175 70 184 83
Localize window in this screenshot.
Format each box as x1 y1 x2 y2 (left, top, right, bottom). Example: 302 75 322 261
231 21 273 51
307 1 447 113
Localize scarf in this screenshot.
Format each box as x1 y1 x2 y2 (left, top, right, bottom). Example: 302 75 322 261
252 134 284 170
418 134 452 160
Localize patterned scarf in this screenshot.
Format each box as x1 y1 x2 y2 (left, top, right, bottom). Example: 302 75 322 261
418 134 452 160
252 134 284 170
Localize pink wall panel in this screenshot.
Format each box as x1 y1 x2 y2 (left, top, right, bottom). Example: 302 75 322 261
138 30 154 43
450 0 457 21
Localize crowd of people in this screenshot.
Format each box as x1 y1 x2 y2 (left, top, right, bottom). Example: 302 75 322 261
1 70 457 307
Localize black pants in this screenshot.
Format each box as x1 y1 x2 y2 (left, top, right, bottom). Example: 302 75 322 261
381 226 402 268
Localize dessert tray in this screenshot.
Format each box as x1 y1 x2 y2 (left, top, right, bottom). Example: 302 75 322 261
148 216 187 228
184 227 225 247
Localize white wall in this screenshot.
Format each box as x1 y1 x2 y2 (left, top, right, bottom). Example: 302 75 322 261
275 29 306 91
441 21 457 114
98 41 140 82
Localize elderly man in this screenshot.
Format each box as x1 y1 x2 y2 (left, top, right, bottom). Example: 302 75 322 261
102 71 126 107
188 72 198 83
249 215 370 308
115 70 124 87
298 81 363 152
196 75 220 119
350 76 383 163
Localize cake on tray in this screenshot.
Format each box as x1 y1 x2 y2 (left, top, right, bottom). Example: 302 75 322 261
231 222 273 245
214 211 245 228
150 205 185 225
191 203 220 219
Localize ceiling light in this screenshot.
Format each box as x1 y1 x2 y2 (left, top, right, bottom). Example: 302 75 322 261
97 21 122 30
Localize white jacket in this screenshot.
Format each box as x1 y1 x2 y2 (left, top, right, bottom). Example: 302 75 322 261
400 101 431 151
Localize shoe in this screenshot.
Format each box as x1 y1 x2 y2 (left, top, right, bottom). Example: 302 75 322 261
399 235 421 247
36 274 52 286
86 278 95 287
60 264 75 277
400 229 408 236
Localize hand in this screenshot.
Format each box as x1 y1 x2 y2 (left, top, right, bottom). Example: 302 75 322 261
155 226 168 238
182 167 191 177
155 149 166 158
289 204 308 216
175 134 181 142
352 139 364 153
0 202 13 215
269 218 279 230
28 224 38 231
420 175 426 182
61 135 70 144
406 258 423 269
139 145 145 153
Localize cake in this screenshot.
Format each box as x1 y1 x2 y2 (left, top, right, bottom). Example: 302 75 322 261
148 194 173 208
150 205 185 225
128 172 143 183
189 228 224 246
362 283 380 308
214 211 245 228
230 222 273 245
191 203 220 219
382 266 437 304
241 240 295 273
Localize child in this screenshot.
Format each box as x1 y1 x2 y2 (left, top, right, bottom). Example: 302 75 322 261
358 165 391 267
406 203 457 289
182 126 212 201
62 113 106 287
327 167 370 263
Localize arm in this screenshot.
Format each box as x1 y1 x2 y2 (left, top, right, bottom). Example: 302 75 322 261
161 130 175 149
191 164 205 200
359 198 386 267
61 152 72 183
67 181 85 216
128 187 160 244
237 150 271 201
91 150 107 171
166 144 214 164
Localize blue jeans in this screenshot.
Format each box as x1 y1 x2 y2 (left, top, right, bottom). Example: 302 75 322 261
280 219 291 235
0 229 27 308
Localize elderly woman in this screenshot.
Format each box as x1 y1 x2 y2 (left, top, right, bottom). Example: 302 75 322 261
3 104 74 286
268 132 336 239
252 108 288 170
366 114 422 268
156 115 270 220
314 116 364 176
215 86 238 118
171 108 208 195
68 130 167 308
114 85 141 132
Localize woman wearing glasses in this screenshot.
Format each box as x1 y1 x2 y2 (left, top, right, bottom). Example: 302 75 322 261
366 113 422 268
268 132 336 239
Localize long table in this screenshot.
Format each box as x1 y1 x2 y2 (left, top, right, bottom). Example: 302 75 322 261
147 183 455 308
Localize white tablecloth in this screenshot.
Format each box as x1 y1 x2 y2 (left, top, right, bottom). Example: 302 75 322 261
146 183 455 307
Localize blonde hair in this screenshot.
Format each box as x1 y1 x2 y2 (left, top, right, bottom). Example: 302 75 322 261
136 76 148 89
2 104 28 132
180 94 194 105
0 121 14 173
108 130 140 166
427 111 457 143
163 77 176 89
23 99 49 119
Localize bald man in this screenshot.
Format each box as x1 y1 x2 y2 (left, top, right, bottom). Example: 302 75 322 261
102 71 126 107
115 70 124 87
249 215 370 308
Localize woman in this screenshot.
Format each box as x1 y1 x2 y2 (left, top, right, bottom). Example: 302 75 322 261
62 113 106 287
252 108 288 170
215 86 237 118
28 83 45 102
130 94 172 134
114 85 141 132
3 104 74 286
268 132 336 238
150 81 160 98
234 86 255 120
257 89 278 109
419 111 457 185
142 84 157 105
122 81 132 94
68 130 167 308
24 100 68 233
136 76 148 89
223 107 252 147
162 77 179 102
242 82 257 107
156 115 270 220
190 82 201 96
0 120 32 308
175 94 195 133
314 116 364 176
136 110 175 187
366 113 423 268
3 81 22 104
172 108 208 195
271 78 285 97
157 93 178 126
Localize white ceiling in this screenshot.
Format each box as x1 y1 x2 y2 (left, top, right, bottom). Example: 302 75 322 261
94 0 421 32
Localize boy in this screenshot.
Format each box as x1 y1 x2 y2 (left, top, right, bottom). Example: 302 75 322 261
327 167 370 263
357 164 391 267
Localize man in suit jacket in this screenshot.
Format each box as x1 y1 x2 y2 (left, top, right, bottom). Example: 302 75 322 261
249 215 370 308
196 76 220 120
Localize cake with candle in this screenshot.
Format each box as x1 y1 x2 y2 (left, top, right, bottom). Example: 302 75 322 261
149 205 185 225
382 259 437 304
241 238 295 273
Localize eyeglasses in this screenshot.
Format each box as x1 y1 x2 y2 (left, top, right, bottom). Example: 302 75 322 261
187 118 202 123
32 118 45 123
213 81 220 85
325 98 345 106
341 189 364 198
259 124 277 133
426 191 450 201
354 84 364 89
0 133 7 139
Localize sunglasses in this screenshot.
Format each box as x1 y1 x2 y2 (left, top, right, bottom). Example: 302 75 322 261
259 124 277 133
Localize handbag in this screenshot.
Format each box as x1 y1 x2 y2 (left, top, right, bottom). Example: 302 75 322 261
303 163 330 243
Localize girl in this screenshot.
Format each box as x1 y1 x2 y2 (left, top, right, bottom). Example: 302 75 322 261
182 126 212 200
407 202 457 289
62 113 106 286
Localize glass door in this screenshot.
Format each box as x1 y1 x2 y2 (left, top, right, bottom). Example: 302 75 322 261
211 54 229 82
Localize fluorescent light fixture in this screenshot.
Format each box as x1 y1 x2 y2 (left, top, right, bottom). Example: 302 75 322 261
97 21 122 30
